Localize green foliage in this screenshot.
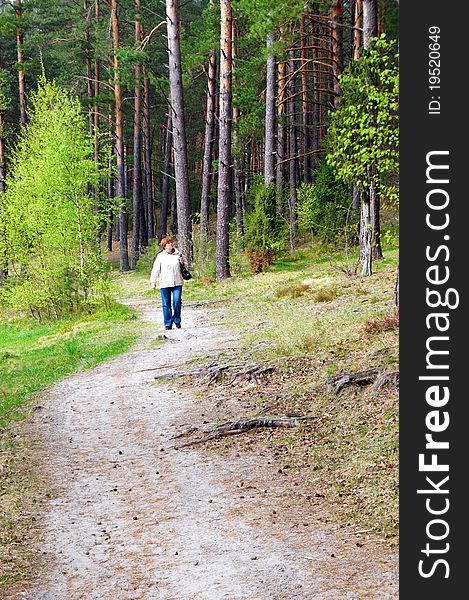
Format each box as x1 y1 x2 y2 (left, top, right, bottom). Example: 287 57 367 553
244 182 287 272
234 0 304 41
297 161 357 245
135 238 160 274
0 68 11 113
326 36 399 206
181 1 219 74
0 79 110 319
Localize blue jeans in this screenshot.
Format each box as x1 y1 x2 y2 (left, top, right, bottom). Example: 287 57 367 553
160 286 182 328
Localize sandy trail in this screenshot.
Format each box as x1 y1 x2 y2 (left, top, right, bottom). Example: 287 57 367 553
11 299 398 599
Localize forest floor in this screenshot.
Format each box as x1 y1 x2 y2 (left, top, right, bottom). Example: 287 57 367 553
4 296 398 600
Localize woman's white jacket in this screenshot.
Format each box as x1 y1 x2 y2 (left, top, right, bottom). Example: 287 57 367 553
150 249 183 288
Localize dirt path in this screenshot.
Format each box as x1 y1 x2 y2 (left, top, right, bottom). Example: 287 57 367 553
10 299 398 600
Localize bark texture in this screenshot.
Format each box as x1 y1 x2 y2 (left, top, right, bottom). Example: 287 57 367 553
143 74 154 241
331 0 344 109
264 33 276 185
15 0 27 127
215 0 233 280
111 0 129 271
363 0 378 49
159 114 172 241
166 0 192 262
200 49 217 242
130 2 146 269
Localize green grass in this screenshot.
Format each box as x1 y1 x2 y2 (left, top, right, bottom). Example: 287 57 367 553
0 303 141 427
0 299 144 588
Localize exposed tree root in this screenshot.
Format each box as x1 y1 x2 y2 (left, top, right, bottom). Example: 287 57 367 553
326 368 381 396
154 361 276 386
372 370 399 396
326 367 399 396
172 416 305 449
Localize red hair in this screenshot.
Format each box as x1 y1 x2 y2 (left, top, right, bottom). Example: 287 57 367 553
160 237 173 250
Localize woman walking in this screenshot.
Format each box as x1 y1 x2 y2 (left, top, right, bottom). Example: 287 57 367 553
150 237 185 330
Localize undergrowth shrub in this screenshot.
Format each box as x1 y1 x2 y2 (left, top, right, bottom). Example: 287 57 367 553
136 238 160 273
297 162 357 246
364 312 399 333
276 284 310 298
244 182 287 273
313 286 338 302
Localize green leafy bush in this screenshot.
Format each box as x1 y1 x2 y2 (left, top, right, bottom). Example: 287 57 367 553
326 36 399 206
244 182 287 273
297 161 356 245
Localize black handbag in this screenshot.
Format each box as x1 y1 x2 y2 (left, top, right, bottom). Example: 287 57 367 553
180 264 192 280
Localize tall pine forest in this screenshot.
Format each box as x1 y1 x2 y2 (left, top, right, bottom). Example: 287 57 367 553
0 0 399 313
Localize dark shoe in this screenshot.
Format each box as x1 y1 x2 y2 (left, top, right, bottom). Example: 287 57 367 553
175 323 181 329
165 326 172 330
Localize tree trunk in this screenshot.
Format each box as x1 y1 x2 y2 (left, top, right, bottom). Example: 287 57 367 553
160 114 172 241
83 0 94 136
111 0 129 271
94 0 101 198
216 0 233 280
130 1 146 269
363 0 378 49
232 20 244 239
15 0 27 127
311 12 320 172
143 73 155 240
359 176 373 276
371 189 383 259
353 0 363 58
362 0 380 264
331 0 344 109
288 57 298 251
166 0 192 262
200 48 217 242
350 0 362 223
276 59 286 212
264 32 276 185
300 16 312 184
